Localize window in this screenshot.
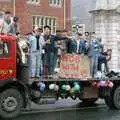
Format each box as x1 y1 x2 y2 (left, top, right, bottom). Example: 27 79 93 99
27 0 40 5
32 16 57 34
49 0 62 7
0 40 10 58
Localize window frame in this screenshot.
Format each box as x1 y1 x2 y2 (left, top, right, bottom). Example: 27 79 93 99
27 0 40 5
49 0 62 8
0 41 11 58
32 15 57 34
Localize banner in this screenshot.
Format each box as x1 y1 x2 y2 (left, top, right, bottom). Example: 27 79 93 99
60 54 91 79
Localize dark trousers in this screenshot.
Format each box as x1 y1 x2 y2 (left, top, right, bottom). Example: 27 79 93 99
43 52 57 75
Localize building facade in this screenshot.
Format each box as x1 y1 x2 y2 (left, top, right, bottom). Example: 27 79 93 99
0 0 71 34
91 0 120 71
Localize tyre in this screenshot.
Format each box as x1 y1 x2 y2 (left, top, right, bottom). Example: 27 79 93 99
104 86 119 109
0 88 24 119
104 87 116 109
113 86 120 109
82 98 98 104
105 96 115 109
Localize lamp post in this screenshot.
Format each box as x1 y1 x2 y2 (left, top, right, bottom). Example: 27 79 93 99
13 0 16 16
63 0 66 29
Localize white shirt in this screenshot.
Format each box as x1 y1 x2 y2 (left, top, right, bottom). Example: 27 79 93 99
76 40 80 53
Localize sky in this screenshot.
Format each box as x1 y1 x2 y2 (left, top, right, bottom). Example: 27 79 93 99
72 0 97 31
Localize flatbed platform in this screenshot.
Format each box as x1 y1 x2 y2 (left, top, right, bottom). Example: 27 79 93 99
29 75 120 84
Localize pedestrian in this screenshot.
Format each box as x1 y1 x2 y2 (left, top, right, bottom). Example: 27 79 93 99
29 27 44 78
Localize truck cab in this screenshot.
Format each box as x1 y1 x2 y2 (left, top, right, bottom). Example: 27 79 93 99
0 35 16 81
0 35 29 119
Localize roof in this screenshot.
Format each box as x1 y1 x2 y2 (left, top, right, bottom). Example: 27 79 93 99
0 34 17 41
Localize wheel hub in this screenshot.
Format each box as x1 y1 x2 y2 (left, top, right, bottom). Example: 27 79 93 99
2 97 18 112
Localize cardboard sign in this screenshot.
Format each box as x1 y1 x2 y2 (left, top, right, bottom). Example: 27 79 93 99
60 54 91 79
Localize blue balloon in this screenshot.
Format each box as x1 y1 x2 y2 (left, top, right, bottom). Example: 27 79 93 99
40 82 46 92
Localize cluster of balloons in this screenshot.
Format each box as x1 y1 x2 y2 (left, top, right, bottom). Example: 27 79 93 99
92 81 114 88
49 84 59 91
61 82 81 96
39 82 81 98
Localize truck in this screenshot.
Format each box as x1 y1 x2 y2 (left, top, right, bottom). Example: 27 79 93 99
0 34 120 119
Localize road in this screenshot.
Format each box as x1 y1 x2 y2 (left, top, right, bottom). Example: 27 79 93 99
3 99 120 120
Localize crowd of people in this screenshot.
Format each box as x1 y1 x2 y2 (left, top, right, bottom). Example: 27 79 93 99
0 11 112 79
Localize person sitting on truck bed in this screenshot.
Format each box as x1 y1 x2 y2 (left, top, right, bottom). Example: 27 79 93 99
98 49 112 74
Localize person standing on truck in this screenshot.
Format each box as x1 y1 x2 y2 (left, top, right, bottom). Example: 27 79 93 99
43 26 58 76
89 34 103 78
70 33 89 55
0 11 12 34
69 32 81 54
60 29 74 54
29 27 44 78
8 16 20 35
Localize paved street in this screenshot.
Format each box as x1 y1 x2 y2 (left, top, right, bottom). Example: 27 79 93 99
2 99 120 120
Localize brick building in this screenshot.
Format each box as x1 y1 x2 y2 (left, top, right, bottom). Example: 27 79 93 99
0 0 71 34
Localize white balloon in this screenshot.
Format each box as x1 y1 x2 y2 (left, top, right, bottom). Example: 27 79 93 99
54 85 59 91
49 84 55 90
66 85 71 91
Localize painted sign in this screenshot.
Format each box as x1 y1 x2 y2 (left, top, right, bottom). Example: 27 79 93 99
60 54 91 79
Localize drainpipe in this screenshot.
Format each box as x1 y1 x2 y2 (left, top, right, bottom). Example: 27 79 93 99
63 0 66 29
13 0 16 16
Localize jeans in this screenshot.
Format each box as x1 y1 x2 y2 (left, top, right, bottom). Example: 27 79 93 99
44 52 57 75
30 51 43 78
79 47 86 55
98 59 108 73
90 54 99 77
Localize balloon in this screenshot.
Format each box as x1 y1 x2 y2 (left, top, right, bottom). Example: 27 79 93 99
73 82 78 85
70 88 75 94
74 84 80 91
40 82 46 92
108 81 114 88
92 82 97 87
49 84 55 90
62 84 66 90
54 85 59 91
99 81 106 87
66 85 71 91
97 82 100 88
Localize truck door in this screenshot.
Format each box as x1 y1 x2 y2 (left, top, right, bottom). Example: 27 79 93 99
0 36 16 80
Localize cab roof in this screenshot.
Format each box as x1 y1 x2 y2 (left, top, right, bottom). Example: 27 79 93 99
0 34 17 42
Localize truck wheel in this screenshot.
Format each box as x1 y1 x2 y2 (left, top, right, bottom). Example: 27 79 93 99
82 98 98 104
105 97 115 109
0 88 24 119
113 86 120 109
104 87 116 109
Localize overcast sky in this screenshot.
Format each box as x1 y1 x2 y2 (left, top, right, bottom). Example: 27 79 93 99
71 0 97 31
